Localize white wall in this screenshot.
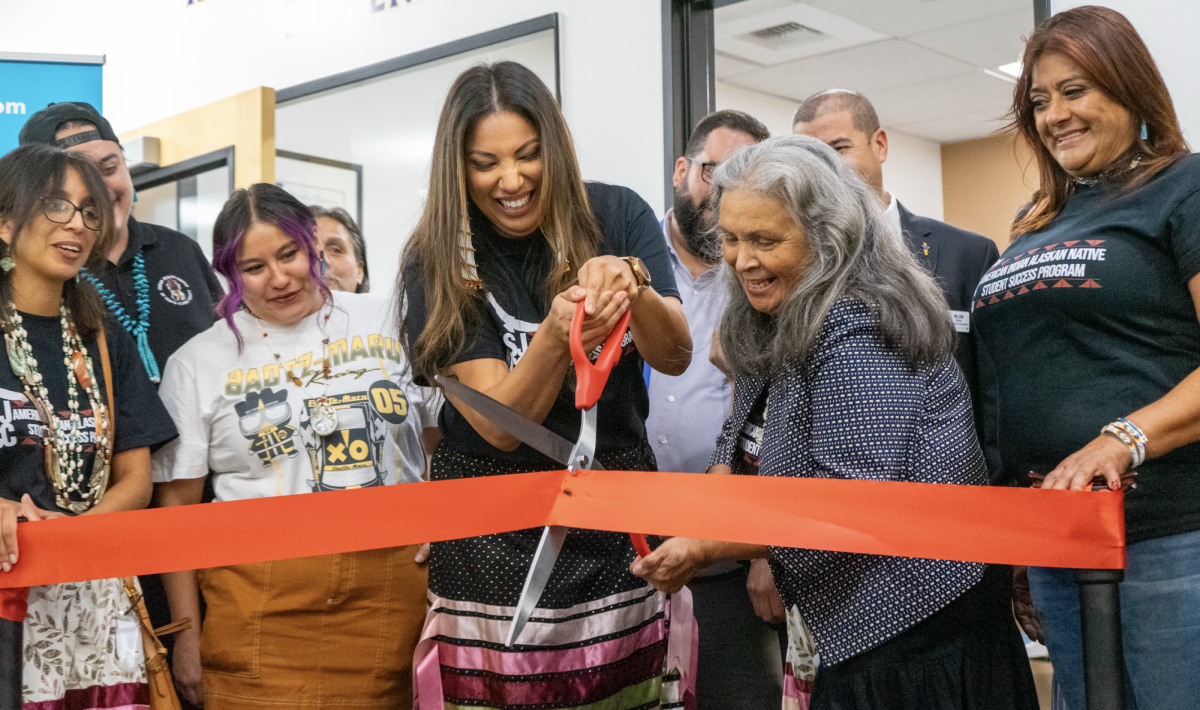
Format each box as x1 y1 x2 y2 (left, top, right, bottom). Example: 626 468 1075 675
276 31 558 290
716 81 945 220
0 0 666 213
1054 0 1200 148
883 129 944 221
716 79 797 136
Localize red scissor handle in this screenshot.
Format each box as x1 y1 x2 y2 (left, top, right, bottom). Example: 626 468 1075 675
569 300 632 410
568 302 644 556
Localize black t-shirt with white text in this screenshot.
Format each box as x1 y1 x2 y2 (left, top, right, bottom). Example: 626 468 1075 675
404 182 680 466
736 390 768 476
973 154 1200 543
0 313 178 514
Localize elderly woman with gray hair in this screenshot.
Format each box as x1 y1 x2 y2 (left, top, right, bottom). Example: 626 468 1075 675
632 135 1036 709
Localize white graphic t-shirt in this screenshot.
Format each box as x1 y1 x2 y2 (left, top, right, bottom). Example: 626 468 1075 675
153 292 435 500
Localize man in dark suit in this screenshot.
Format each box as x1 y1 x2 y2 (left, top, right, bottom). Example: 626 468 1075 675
792 89 1002 480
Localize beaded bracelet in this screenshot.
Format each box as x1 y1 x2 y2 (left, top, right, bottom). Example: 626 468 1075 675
1101 418 1147 468
1117 418 1148 453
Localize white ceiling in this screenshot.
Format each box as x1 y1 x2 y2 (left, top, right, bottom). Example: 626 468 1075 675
715 0 1034 143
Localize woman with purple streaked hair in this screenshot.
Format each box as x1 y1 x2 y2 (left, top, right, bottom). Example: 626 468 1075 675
150 183 438 709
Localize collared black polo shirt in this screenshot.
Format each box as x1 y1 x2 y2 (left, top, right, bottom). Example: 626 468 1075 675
88 217 223 384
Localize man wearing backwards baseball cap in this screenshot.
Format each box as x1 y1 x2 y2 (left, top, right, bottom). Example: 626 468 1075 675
19 102 222 386
20 103 222 708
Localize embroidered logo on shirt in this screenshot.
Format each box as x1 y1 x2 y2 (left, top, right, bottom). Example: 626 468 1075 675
157 275 193 306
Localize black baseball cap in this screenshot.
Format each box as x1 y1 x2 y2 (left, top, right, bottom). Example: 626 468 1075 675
18 102 120 149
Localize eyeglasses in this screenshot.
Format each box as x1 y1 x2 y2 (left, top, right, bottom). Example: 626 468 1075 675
42 198 101 231
686 157 719 184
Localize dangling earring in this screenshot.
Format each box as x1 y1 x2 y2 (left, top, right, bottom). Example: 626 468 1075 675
0 258 14 273
133 189 138 203
1140 122 1149 141
320 252 328 277
460 225 481 289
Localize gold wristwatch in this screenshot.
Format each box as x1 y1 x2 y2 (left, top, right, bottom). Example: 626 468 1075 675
622 256 651 293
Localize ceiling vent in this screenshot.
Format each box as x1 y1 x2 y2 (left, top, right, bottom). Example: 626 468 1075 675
737 21 826 51
715 1 887 66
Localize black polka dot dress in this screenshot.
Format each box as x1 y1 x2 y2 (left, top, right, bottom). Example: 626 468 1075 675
710 299 1037 709
413 440 692 709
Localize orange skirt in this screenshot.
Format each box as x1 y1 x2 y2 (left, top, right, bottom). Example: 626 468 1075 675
198 545 427 709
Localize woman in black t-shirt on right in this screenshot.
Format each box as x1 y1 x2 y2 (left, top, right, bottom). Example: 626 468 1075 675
399 62 692 709
974 8 1200 708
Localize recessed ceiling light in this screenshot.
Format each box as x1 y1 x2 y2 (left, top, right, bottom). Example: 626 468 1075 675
998 61 1023 78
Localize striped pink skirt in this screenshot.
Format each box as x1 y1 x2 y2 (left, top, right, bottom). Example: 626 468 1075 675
413 585 696 709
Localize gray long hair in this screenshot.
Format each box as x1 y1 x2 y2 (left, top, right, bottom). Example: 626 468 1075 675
714 135 954 376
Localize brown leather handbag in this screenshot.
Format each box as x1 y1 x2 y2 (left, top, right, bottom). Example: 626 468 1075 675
122 577 189 710
97 328 190 710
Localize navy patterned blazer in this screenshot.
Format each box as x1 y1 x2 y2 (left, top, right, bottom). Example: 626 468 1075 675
709 299 987 665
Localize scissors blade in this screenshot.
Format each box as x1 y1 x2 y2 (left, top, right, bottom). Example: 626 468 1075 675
567 406 598 472
505 405 599 646
505 524 568 647
435 375 604 469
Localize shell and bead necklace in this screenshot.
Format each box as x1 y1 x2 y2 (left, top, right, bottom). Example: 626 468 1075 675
255 309 339 437
4 303 111 514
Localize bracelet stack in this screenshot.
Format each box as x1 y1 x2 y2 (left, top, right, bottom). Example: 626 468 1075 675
1101 417 1148 468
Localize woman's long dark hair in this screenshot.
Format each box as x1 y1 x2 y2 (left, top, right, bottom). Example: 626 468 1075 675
212 183 331 348
0 144 114 340
398 61 601 380
1006 5 1188 238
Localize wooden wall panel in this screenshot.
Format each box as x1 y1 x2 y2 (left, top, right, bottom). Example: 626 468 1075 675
941 133 1038 252
118 87 275 189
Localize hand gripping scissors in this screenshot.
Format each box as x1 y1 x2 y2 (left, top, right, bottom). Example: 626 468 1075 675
435 301 651 646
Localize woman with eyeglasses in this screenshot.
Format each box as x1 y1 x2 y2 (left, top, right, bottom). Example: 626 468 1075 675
0 144 178 708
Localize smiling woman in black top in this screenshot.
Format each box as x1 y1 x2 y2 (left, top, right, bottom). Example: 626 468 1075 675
974 8 1200 709
400 61 692 709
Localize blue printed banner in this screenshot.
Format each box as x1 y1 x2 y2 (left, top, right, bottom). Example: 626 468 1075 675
0 59 103 157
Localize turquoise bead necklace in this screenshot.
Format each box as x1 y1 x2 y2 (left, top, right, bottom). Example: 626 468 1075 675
79 252 160 383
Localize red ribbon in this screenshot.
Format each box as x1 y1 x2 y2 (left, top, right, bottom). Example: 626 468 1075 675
0 470 1124 594
0 587 26 621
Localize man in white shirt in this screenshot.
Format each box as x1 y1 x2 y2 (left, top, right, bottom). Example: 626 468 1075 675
645 109 779 709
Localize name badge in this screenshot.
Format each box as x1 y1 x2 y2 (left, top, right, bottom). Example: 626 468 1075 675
949 310 970 333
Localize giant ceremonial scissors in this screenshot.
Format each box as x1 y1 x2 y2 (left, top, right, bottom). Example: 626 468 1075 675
435 301 651 646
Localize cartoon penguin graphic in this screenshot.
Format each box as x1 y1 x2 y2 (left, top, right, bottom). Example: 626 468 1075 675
235 388 299 466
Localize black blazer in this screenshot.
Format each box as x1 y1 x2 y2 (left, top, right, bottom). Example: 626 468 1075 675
898 202 1003 481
